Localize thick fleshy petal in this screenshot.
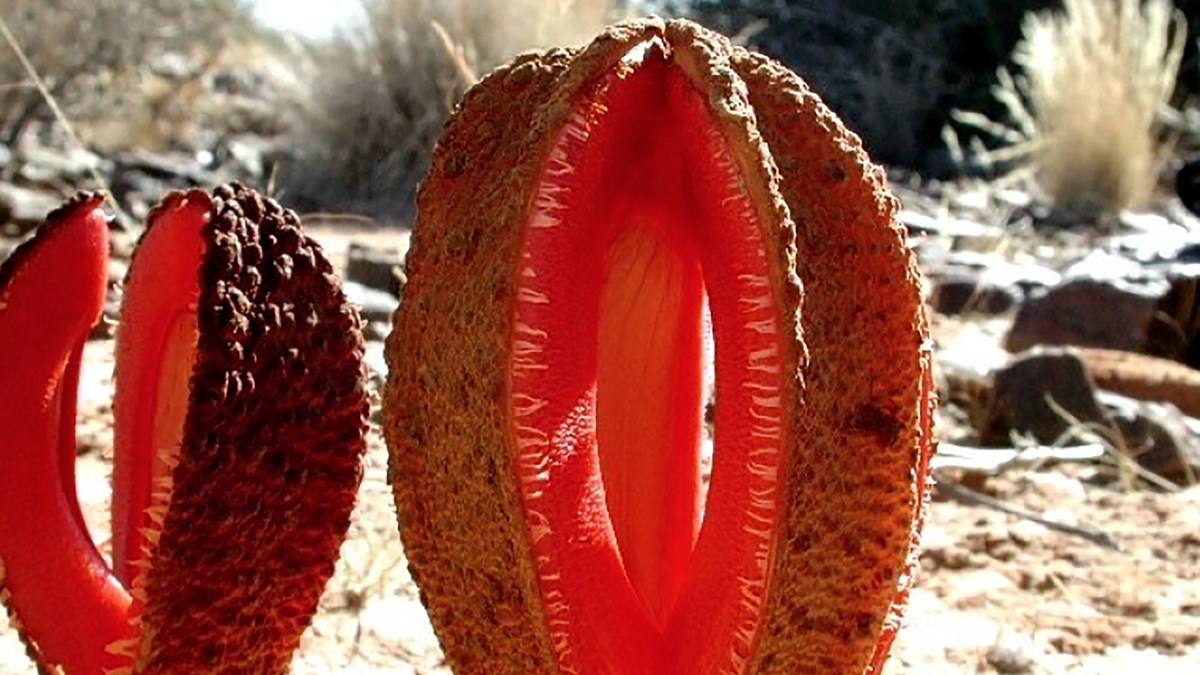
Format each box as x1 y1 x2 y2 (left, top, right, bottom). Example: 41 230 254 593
0 193 137 674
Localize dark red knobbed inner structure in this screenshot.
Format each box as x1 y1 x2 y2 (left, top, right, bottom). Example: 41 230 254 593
510 42 787 674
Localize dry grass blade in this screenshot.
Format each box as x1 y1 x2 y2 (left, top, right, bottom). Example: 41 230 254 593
0 14 119 215
949 0 1188 213
1042 393 1185 492
430 20 478 87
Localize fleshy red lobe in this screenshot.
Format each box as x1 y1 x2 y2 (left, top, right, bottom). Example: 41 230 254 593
0 196 136 673
111 194 208 588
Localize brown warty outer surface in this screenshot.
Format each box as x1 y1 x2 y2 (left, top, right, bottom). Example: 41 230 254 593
385 18 934 675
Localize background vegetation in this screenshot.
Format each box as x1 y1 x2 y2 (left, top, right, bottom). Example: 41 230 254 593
947 0 1188 212
0 0 1197 220
0 0 254 150
273 0 616 221
689 0 1060 171
274 0 1197 219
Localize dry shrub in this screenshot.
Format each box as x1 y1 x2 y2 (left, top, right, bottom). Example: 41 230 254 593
780 8 949 169
0 0 252 150
73 40 293 156
685 0 1059 171
948 0 1188 213
275 0 616 223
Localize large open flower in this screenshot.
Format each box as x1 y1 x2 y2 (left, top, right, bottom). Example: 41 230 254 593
385 18 935 675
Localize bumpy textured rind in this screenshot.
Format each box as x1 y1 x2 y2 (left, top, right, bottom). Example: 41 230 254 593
132 185 368 672
386 17 933 675
384 42 584 675
724 42 935 675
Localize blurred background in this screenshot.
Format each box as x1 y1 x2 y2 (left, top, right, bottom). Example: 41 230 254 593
0 0 1195 225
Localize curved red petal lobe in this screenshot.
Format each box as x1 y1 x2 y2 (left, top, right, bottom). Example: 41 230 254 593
0 194 136 674
1 186 368 673
111 192 209 588
511 47 789 673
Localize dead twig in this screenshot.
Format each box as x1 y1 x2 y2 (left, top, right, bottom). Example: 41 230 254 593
298 212 381 228
935 475 1122 551
430 20 478 88
934 442 1106 473
1044 393 1183 492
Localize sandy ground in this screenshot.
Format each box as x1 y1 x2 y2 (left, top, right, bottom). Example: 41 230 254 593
2 337 1197 674
2 226 1198 673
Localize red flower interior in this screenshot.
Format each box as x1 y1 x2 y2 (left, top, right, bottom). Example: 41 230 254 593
111 196 208 609
511 44 786 673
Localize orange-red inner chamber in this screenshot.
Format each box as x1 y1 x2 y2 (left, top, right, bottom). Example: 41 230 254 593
511 44 787 674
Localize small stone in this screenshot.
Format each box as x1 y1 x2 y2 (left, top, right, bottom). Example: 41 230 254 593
945 569 1016 609
1084 348 1200 419
985 347 1109 445
346 243 405 296
994 188 1033 209
363 321 391 342
1106 396 1200 484
342 281 399 324
220 135 270 181
951 187 991 213
0 183 66 235
1007 520 1047 546
899 212 1006 247
1177 157 1200 218
1143 274 1200 366
1022 470 1087 504
1063 250 1147 281
109 149 212 222
987 542 1020 562
1172 243 1200 263
986 629 1039 674
1120 210 1188 235
941 251 1062 291
90 284 122 341
898 210 940 240
14 144 106 184
925 253 1056 320
929 273 1021 315
1006 278 1167 353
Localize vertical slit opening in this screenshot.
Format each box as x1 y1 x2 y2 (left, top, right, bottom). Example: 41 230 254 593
596 216 705 629
511 40 786 674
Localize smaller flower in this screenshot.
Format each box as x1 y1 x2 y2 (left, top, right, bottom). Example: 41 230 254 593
0 184 368 674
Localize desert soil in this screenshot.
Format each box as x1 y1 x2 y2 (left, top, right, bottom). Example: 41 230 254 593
1 227 1197 674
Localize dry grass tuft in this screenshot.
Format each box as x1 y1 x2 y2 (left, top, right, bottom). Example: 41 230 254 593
274 0 617 223
948 0 1187 213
